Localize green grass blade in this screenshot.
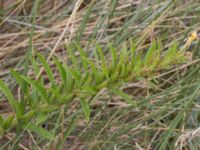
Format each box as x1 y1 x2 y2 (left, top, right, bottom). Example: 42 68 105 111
63 116 78 139
75 0 95 42
23 0 40 75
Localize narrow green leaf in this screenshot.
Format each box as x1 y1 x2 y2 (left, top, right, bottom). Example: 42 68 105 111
21 76 48 102
80 99 90 122
66 44 78 65
37 53 55 86
29 89 39 108
63 65 75 93
10 70 29 98
144 41 157 65
10 71 26 94
36 113 48 125
24 123 54 140
84 57 98 78
30 56 40 76
74 42 88 70
3 115 14 130
10 70 24 88
149 41 161 71
59 93 74 104
149 52 160 71
108 43 117 69
54 59 67 84
0 80 21 117
96 44 109 78
133 54 142 76
122 43 128 58
110 88 136 106
130 39 136 57
24 0 40 75
63 116 77 138
75 0 95 41
161 42 177 67
69 68 82 87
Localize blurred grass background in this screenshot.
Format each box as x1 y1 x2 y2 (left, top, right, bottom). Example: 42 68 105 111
0 0 200 149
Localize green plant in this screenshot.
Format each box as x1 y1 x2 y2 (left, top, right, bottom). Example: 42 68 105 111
0 40 188 141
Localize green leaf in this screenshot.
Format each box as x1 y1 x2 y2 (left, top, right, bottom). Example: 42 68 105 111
24 123 54 140
37 53 55 86
10 70 29 100
80 99 90 122
97 80 108 89
21 76 48 102
29 88 39 108
74 42 88 70
54 59 67 84
60 93 74 104
109 87 136 106
3 115 14 130
84 57 99 78
96 44 109 78
108 43 117 69
10 70 25 88
133 54 142 76
149 41 161 71
66 44 78 65
36 113 48 125
63 65 75 93
161 42 178 67
25 0 40 75
149 52 160 71
122 43 128 58
0 80 21 117
75 0 95 41
48 87 60 98
144 41 157 66
121 44 128 76
30 56 40 77
69 68 82 87
130 39 136 57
